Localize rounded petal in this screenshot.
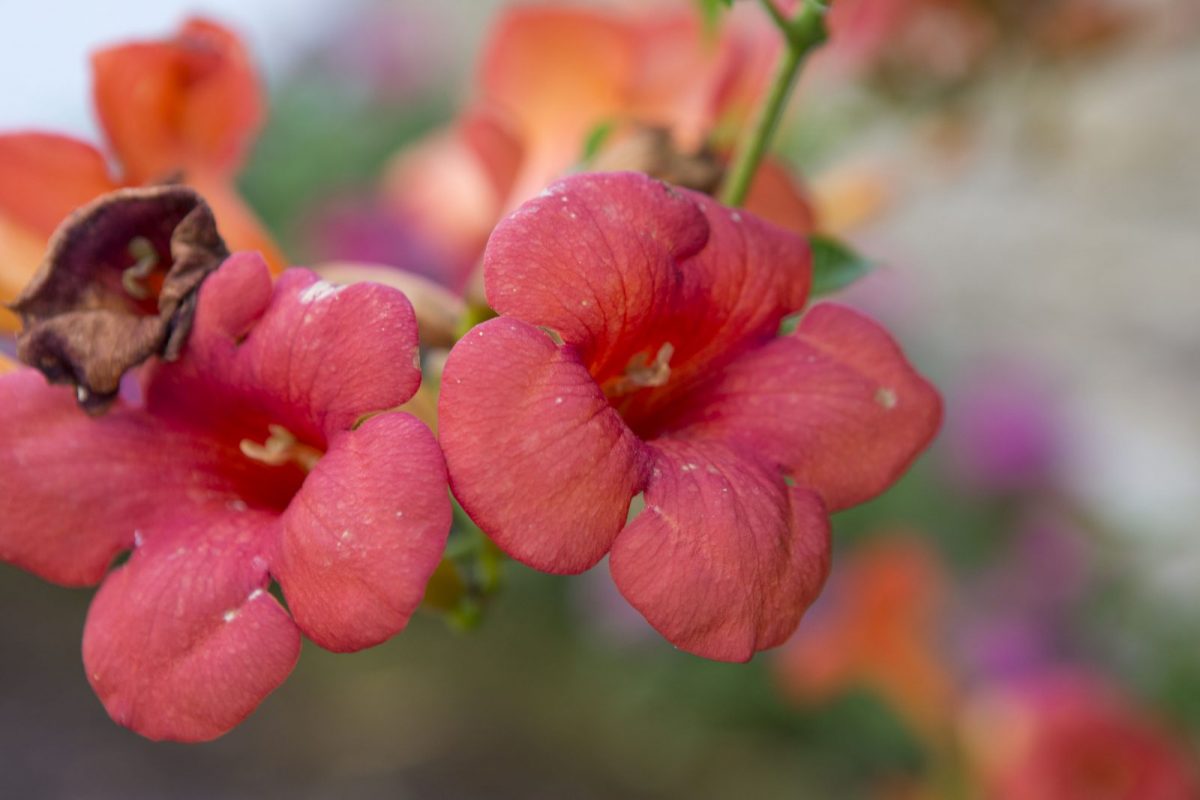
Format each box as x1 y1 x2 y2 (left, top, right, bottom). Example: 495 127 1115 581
0 368 276 586
275 412 451 652
610 439 831 662
440 317 646 573
483 173 810 415
82 515 300 742
484 171 709 375
92 18 264 183
661 190 812 387
671 303 942 511
147 254 423 443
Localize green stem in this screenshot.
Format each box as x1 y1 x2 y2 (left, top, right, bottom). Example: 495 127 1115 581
719 0 830 207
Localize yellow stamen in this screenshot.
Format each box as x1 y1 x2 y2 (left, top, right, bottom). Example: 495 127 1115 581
121 236 159 300
608 342 675 397
240 424 321 472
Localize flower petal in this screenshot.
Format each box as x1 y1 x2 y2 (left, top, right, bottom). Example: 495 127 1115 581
743 157 818 236
609 439 830 662
14 186 229 410
381 108 523 290
92 18 264 183
147 254 423 442
670 303 942 511
275 412 451 652
82 514 299 742
486 173 809 388
0 368 276 586
440 317 647 573
480 6 636 202
0 133 117 236
0 134 118 329
660 190 812 387
484 171 708 375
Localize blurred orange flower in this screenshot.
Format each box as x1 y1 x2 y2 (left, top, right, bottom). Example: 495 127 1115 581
0 18 282 331
382 2 815 291
775 534 956 738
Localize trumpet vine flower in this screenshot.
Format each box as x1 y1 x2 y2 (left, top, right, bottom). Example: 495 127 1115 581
0 191 450 741
439 172 941 661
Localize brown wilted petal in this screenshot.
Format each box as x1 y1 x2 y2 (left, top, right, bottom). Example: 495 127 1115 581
10 185 228 412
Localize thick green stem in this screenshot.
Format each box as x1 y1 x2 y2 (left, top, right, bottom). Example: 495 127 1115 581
719 0 830 207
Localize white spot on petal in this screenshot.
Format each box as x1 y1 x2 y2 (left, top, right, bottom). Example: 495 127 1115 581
298 280 344 305
875 387 898 410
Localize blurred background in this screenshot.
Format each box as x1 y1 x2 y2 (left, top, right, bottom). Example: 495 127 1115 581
2 0 1198 796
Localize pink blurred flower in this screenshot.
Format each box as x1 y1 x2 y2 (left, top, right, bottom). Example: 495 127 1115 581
942 361 1065 494
962 672 1200 800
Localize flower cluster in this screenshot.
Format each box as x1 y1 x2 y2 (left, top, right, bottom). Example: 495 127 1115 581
0 6 943 742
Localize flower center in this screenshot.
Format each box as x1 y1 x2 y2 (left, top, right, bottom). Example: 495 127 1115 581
239 425 321 473
606 342 675 398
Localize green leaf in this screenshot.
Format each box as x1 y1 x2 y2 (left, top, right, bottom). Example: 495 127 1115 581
809 234 873 297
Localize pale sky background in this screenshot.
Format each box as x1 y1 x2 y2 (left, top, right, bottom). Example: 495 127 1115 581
0 0 358 136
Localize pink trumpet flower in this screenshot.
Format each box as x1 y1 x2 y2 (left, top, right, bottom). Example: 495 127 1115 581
0 233 450 741
439 173 941 662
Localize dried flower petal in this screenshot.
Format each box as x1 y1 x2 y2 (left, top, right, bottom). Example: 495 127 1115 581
12 185 227 411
